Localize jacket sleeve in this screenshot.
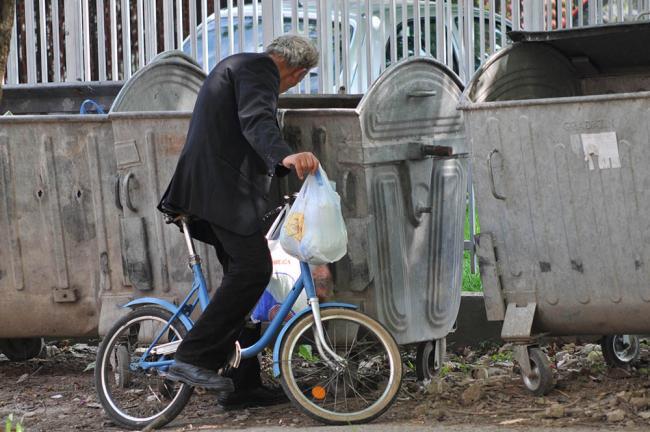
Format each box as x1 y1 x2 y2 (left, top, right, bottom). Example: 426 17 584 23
232 56 294 176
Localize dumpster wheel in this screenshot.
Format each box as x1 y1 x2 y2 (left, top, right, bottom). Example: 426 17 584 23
0 337 44 361
601 335 640 368
415 340 441 381
521 347 554 396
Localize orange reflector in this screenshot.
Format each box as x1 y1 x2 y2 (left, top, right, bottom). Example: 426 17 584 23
311 386 326 400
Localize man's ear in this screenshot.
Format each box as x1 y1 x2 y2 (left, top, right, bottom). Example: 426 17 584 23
293 68 307 79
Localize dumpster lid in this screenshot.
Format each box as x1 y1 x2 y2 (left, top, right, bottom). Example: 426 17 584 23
508 22 650 74
110 55 206 113
358 57 464 143
150 50 202 68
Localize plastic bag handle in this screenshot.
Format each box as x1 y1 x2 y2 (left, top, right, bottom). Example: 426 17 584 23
314 165 327 187
312 166 337 193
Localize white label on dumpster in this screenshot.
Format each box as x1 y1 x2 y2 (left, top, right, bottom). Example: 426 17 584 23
581 132 620 170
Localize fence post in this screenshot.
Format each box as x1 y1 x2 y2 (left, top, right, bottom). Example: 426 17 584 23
145 0 158 63
262 0 282 48
7 4 19 84
25 0 37 83
64 0 84 81
523 0 545 31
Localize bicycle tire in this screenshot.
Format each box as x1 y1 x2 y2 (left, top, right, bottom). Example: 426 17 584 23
279 308 402 425
95 306 194 430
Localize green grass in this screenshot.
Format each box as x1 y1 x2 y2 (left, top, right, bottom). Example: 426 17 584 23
462 202 483 292
462 251 482 292
4 414 23 432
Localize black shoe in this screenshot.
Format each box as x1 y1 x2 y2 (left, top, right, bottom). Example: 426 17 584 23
166 360 235 392
217 385 289 410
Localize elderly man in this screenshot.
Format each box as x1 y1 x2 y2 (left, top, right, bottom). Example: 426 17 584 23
158 35 320 408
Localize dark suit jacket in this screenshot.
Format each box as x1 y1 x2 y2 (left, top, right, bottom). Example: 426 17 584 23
158 53 293 238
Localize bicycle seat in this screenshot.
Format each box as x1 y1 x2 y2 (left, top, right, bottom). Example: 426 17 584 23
262 193 299 222
163 213 194 225
159 200 194 225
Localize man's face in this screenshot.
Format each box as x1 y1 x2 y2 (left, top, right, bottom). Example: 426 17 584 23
279 68 308 93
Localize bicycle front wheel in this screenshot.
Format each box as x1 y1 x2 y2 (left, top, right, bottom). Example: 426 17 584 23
95 306 194 430
279 308 402 425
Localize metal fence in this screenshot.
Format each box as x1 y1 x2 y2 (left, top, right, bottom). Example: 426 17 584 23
5 0 650 91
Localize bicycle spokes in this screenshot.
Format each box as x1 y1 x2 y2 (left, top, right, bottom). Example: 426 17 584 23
285 315 395 414
96 308 194 428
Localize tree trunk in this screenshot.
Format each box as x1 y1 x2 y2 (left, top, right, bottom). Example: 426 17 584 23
0 1 16 106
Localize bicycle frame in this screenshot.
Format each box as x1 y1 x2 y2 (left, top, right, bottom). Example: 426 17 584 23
121 216 357 374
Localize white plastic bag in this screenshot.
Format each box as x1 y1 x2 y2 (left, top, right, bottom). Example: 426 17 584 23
266 239 307 312
279 166 348 264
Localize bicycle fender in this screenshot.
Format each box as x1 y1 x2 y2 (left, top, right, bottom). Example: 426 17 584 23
272 302 358 377
122 297 194 331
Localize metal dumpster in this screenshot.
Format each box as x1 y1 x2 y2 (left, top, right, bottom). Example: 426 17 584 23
461 22 650 394
0 115 118 340
0 52 207 358
98 52 209 335
278 57 468 375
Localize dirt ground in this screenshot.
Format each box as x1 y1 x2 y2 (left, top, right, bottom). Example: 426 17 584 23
1 339 649 431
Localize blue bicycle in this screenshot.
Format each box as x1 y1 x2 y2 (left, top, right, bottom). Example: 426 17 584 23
95 199 403 429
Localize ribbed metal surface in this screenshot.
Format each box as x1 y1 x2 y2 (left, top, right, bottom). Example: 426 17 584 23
462 23 650 336
280 58 467 344
0 118 117 338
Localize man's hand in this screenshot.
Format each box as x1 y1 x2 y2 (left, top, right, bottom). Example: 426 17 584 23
282 152 320 180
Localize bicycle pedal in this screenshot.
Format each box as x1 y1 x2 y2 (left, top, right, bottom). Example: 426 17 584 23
150 340 181 356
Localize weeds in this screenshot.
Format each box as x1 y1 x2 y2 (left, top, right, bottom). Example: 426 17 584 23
405 359 415 371
4 414 23 432
490 351 514 363
457 362 472 374
439 364 452 377
297 344 318 362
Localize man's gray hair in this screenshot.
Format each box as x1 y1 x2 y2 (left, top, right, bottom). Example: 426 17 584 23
266 35 319 70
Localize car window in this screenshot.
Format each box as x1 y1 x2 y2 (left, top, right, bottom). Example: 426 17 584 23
460 17 506 64
385 17 506 71
386 18 439 62
187 16 264 70
280 18 355 93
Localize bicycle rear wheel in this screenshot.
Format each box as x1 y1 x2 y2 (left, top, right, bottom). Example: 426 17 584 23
279 308 402 425
95 306 194 430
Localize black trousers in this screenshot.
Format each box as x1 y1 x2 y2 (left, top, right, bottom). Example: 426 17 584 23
175 223 272 391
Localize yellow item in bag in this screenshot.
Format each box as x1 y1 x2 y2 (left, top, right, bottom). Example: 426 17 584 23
284 212 305 241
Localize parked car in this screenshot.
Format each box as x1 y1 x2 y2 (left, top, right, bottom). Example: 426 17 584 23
183 6 324 91
183 2 511 92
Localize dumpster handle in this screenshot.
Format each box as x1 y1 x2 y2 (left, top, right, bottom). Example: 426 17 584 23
122 171 137 212
487 149 506 200
114 174 123 210
421 144 453 157
408 90 437 97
